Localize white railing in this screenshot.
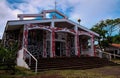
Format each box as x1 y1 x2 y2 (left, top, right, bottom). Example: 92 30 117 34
23 48 38 73
96 50 120 61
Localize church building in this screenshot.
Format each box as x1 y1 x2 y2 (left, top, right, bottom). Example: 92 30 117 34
2 10 99 67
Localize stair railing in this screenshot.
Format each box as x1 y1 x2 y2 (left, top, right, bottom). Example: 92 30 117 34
23 48 38 73
96 50 120 61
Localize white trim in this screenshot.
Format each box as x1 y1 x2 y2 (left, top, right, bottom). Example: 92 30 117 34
8 19 67 26
66 19 99 37
28 27 51 32
18 14 44 18
79 32 92 37
55 30 75 35
8 20 52 25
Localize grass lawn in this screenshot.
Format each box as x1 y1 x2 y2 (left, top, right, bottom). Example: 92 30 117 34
111 59 120 64
0 65 120 78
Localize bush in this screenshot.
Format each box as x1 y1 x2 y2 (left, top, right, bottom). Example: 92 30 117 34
0 42 18 74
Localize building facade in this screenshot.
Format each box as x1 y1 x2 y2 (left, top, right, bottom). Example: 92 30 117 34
2 10 99 59
105 43 120 58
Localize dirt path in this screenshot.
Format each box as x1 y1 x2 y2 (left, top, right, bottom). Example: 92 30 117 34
96 66 120 76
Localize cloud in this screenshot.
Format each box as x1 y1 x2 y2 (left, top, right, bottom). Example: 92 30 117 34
0 0 23 38
66 0 120 28
8 0 55 13
0 0 120 38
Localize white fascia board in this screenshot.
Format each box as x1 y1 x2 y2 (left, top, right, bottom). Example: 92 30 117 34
8 19 52 26
2 22 9 40
8 19 68 26
66 19 99 37
52 19 67 22
18 14 44 17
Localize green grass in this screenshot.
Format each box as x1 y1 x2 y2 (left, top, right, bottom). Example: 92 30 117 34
37 66 120 78
37 70 115 78
111 58 120 64
0 66 120 78
0 66 35 78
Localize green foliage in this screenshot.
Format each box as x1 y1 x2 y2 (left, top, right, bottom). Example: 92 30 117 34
0 42 18 74
35 66 120 78
91 18 120 48
15 66 35 76
112 35 120 44
0 66 35 78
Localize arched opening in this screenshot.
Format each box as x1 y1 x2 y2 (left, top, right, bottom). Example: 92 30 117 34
27 29 51 58
55 31 75 57
79 35 92 56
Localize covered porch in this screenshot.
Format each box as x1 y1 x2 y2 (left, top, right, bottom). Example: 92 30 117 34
3 24 96 59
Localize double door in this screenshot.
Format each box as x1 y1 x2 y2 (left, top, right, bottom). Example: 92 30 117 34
55 41 66 57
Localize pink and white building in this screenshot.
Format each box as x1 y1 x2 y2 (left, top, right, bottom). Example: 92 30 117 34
2 10 99 59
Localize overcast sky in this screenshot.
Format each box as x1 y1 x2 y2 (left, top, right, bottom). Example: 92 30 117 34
0 0 120 39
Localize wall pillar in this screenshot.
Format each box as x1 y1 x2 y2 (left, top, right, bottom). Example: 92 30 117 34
51 28 55 57
23 24 28 49
50 21 55 57
91 35 95 56
22 24 28 59
74 31 77 56
66 33 70 57
77 32 80 56
74 25 80 57
43 31 47 58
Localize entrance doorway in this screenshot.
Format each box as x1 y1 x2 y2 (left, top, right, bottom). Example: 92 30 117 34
55 41 66 57
28 29 44 59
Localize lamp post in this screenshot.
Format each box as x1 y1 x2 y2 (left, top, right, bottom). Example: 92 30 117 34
78 18 81 25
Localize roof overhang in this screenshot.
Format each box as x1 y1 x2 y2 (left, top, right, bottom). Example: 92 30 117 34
6 18 99 37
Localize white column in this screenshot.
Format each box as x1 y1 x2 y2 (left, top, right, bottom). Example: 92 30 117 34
74 25 80 57
74 25 78 56
51 21 54 28
19 16 23 20
114 50 116 59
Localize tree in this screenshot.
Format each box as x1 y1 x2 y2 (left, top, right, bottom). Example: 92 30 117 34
112 35 120 44
91 18 120 49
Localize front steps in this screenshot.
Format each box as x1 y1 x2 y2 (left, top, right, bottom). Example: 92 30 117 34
27 57 117 71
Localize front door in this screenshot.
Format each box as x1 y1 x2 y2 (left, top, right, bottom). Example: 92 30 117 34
55 42 61 56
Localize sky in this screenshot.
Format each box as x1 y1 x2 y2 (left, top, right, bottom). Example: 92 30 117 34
0 0 120 39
